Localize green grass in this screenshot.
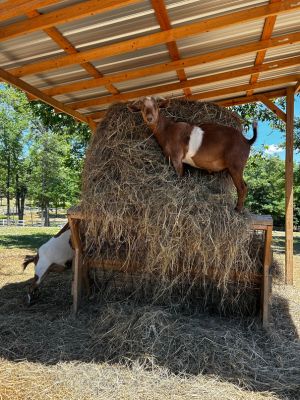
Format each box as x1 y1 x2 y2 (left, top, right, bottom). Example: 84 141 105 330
0 227 59 250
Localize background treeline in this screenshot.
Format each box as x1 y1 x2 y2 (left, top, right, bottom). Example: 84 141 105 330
0 83 299 227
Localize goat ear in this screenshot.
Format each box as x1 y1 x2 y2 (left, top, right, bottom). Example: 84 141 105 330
127 102 142 113
157 98 170 109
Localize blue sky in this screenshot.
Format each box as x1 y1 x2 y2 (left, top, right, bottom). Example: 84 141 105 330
253 96 300 163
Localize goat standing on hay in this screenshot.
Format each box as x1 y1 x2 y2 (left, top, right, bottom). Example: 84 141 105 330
128 97 257 212
22 223 74 305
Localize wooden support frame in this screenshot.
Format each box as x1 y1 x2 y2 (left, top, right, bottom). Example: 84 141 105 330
25 9 119 96
68 74 299 110
43 53 300 97
67 208 273 326
7 9 300 77
0 0 142 41
0 66 96 130
151 0 191 97
295 81 300 94
258 94 287 122
0 0 60 22
246 0 280 96
285 87 294 285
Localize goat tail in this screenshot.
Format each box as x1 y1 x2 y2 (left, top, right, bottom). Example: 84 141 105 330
247 121 258 145
22 255 36 270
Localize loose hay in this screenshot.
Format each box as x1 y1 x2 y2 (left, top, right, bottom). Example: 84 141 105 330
81 99 271 315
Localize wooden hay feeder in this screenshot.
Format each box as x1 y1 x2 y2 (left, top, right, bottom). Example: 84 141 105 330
68 100 273 327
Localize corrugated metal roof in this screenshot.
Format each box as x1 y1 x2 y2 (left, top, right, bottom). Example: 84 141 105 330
0 0 299 123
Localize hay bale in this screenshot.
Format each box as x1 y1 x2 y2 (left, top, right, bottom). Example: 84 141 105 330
81 99 264 314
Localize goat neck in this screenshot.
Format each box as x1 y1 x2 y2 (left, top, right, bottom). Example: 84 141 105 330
149 113 172 147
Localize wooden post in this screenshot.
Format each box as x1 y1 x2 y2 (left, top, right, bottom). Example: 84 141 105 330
68 217 83 314
262 225 272 328
285 87 294 285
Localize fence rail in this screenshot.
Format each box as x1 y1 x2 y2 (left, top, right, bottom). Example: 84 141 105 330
0 219 67 227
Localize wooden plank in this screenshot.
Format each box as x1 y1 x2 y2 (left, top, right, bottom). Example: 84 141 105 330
8 6 300 77
258 94 287 122
262 225 272 327
251 214 273 227
26 9 119 96
0 0 142 41
87 258 263 285
67 74 299 110
285 87 294 285
0 0 60 22
295 80 300 94
151 0 191 96
0 66 91 125
43 54 300 97
247 0 280 96
218 89 286 107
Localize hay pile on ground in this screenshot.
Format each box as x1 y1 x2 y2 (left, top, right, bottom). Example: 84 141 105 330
1 239 299 399
81 99 267 315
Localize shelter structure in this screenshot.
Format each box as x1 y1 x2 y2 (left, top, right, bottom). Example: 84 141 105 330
0 0 298 283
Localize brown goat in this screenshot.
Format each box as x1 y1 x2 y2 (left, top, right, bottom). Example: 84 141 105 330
128 97 257 212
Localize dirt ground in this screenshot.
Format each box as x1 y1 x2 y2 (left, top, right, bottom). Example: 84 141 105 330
0 227 299 400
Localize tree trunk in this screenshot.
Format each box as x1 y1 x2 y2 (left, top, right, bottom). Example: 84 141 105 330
6 153 11 220
44 203 50 227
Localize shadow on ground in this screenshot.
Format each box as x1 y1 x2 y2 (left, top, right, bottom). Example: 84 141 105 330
0 232 55 250
273 235 300 255
0 271 299 399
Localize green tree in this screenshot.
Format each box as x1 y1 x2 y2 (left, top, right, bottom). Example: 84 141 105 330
0 84 31 219
28 119 84 225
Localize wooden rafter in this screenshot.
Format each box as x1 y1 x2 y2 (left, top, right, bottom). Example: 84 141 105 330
26 9 119 95
0 0 60 22
247 0 280 96
7 2 300 77
151 0 191 96
0 66 96 129
257 94 287 122
86 89 287 122
0 0 143 41
43 55 300 97
295 80 300 94
68 74 299 110
9 32 300 83
218 89 286 107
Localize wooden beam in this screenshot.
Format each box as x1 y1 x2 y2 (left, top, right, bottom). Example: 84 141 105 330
0 66 90 125
86 89 287 118
67 73 299 110
86 110 107 120
247 0 280 96
295 80 300 94
0 0 143 41
8 3 300 77
26 9 119 95
218 89 286 107
151 0 191 96
43 54 300 97
285 87 294 285
257 94 287 122
0 0 60 22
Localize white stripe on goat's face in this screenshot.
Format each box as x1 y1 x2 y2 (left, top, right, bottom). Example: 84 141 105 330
182 126 204 167
35 229 74 284
141 97 159 125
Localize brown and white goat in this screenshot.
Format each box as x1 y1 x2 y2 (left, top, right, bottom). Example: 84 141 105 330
22 223 74 304
128 97 257 212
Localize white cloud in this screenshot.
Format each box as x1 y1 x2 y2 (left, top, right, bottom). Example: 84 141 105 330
264 144 283 155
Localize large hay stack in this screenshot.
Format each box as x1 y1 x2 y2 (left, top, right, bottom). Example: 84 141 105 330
81 99 265 315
